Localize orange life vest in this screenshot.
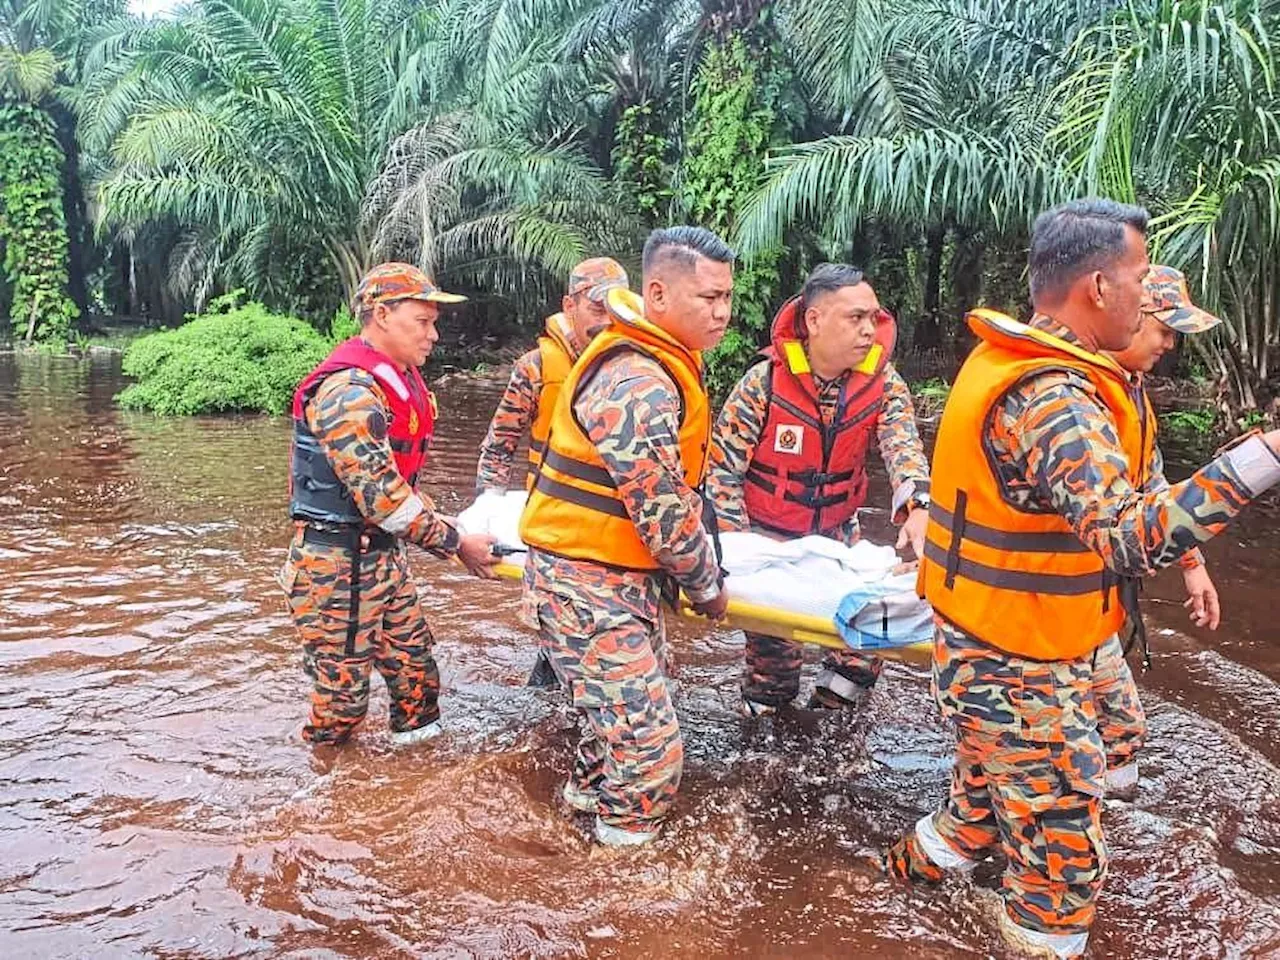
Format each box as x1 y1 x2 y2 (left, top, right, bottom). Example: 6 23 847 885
518 288 711 571
917 309 1155 660
527 313 575 489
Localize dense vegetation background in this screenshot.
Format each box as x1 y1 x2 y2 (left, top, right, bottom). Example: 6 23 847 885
3 0 1278 422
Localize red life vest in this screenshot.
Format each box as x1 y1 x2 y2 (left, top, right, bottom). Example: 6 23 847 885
742 297 896 537
289 338 436 525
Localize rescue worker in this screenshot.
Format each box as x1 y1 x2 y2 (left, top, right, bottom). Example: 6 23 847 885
1096 264 1224 798
475 257 630 690
282 263 499 747
518 226 732 846
475 257 630 492
883 199 1280 958
707 263 931 716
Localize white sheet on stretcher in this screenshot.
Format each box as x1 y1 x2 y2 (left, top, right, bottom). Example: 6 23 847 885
455 491 934 647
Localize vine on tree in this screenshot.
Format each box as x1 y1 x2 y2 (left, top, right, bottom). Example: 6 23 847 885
0 102 79 342
681 35 787 399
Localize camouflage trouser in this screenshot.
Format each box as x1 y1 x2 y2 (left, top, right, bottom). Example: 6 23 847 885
1093 633 1145 792
886 724 1107 937
533 594 682 834
742 632 882 708
280 530 441 744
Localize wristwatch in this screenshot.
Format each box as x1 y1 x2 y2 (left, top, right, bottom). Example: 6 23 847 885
907 492 932 513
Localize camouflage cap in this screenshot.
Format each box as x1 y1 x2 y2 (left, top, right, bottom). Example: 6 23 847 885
1141 265 1221 334
567 257 629 302
354 262 467 313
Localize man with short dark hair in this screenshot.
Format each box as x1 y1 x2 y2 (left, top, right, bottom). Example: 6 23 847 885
518 225 733 846
884 199 1280 958
283 263 498 747
707 262 931 716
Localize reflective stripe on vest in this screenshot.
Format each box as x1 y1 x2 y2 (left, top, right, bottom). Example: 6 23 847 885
916 310 1150 660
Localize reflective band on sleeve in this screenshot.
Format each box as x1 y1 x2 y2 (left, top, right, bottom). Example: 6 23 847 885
891 479 917 518
1222 434 1280 496
380 493 425 534
915 814 978 872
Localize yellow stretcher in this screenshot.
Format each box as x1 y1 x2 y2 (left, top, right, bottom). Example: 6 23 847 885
493 560 932 665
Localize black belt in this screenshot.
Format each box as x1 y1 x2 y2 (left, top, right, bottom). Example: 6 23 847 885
301 523 396 551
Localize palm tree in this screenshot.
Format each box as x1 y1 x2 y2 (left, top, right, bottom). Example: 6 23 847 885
81 0 623 316
1052 1 1280 415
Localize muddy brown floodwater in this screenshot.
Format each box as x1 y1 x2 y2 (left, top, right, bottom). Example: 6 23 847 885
2 352 1280 959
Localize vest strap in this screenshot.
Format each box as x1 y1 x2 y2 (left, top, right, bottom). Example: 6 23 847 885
790 466 856 485
390 436 429 455
784 489 847 510
771 394 825 431
744 468 777 495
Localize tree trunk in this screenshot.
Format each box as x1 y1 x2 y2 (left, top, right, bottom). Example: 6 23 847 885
48 101 90 321
915 224 945 351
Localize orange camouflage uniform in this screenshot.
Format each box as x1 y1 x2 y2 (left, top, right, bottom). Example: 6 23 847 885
521 350 720 835
281 369 459 744
707 359 929 707
886 316 1280 950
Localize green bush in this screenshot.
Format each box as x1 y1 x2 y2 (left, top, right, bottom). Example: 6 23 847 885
1159 407 1216 437
328 305 359 342
117 299 332 415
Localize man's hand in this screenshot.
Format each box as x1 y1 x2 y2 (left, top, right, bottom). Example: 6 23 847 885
896 507 929 560
690 587 729 622
457 533 499 579
1182 564 1221 630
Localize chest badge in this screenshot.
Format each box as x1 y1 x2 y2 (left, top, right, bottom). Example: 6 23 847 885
774 424 804 455
408 409 420 435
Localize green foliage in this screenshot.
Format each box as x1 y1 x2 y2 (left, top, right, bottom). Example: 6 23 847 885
683 34 788 398
0 101 79 341
913 377 951 401
1237 409 1271 431
117 299 331 415
612 102 673 225
328 306 360 344
81 0 621 322
1159 407 1217 439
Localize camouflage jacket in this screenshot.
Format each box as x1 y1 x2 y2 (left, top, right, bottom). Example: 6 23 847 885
476 348 542 493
